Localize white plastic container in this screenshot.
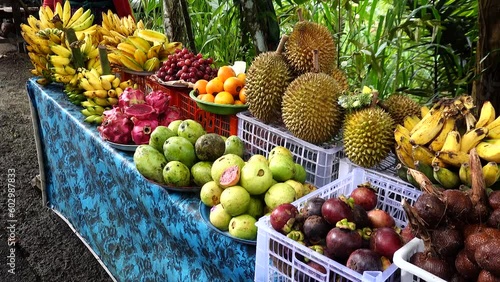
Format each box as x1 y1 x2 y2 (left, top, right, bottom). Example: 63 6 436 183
254 168 422 282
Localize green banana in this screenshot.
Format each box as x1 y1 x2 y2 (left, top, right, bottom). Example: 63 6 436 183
459 162 472 187
415 161 438 184
433 166 461 189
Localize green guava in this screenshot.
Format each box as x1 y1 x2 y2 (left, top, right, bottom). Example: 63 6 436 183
191 161 213 187
163 161 191 187
284 179 305 200
200 181 223 207
246 197 264 219
247 154 268 165
220 185 250 216
228 214 257 240
211 154 245 186
167 120 182 134
149 126 176 154
293 163 307 183
209 204 232 231
177 119 206 144
239 161 274 195
195 133 226 161
224 135 245 158
163 136 197 168
303 183 318 195
269 154 296 182
268 146 293 162
134 145 168 184
264 183 296 210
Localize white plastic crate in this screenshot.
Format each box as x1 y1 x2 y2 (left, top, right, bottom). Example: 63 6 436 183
393 238 446 282
254 168 422 282
237 111 344 187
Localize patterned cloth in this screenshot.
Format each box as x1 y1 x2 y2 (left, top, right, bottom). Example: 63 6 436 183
26 78 256 281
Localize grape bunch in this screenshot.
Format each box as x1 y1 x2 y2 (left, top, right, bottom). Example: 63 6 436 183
155 48 218 83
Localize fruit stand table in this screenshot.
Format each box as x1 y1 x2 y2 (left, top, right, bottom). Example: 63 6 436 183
26 77 256 281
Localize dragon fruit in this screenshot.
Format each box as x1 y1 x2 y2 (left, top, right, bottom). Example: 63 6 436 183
158 106 182 127
118 87 146 110
131 117 159 145
145 90 171 114
98 107 134 144
125 104 158 121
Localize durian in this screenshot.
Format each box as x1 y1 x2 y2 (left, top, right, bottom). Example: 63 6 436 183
343 107 395 168
332 68 349 94
285 21 336 75
382 94 421 126
245 36 294 123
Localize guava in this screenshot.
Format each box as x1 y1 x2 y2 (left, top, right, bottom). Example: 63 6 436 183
268 146 293 162
264 183 296 210
195 133 226 161
177 119 206 144
219 165 240 188
167 119 182 134
285 179 305 200
134 145 168 184
220 185 250 216
191 161 213 186
224 135 245 158
209 204 232 231
200 181 223 207
149 126 176 154
247 154 268 165
269 154 296 182
211 154 245 186
163 136 197 168
246 197 264 219
228 214 257 240
303 183 318 195
293 163 307 183
239 161 274 195
163 161 191 187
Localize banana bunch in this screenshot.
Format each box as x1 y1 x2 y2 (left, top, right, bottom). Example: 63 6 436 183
79 68 135 106
108 32 182 72
99 10 145 47
80 99 106 124
63 84 86 106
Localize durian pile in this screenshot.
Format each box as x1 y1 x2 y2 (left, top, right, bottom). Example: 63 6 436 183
244 13 422 168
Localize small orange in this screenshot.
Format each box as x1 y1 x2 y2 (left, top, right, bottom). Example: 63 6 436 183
205 77 224 95
201 93 215 103
214 91 234 105
197 94 205 100
223 77 244 95
238 87 247 104
194 79 208 94
236 73 246 84
234 100 244 105
217 66 236 83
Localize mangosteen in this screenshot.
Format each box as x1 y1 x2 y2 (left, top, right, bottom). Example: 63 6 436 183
301 197 325 218
325 219 362 261
346 248 383 273
321 198 354 225
270 203 298 234
367 209 395 228
350 183 378 211
302 215 331 245
352 204 370 228
369 227 402 261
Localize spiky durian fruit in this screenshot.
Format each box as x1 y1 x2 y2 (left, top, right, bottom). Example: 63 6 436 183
383 94 421 125
343 107 395 168
285 21 336 75
245 39 294 123
332 68 349 94
282 72 343 144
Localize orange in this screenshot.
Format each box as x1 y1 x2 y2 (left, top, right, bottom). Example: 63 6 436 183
201 93 215 103
214 91 234 105
238 87 247 104
205 77 224 95
234 100 244 105
197 94 205 100
217 66 236 83
223 77 244 95
194 79 208 94
236 73 246 84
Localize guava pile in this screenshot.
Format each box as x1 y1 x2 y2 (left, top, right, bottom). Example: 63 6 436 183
199 146 316 241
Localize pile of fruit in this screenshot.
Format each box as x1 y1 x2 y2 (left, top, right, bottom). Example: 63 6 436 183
193 66 247 105
154 48 217 83
268 183 404 276
200 146 315 241
395 95 500 190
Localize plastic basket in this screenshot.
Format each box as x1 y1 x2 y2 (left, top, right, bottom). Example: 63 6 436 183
146 79 239 137
254 168 422 282
237 111 344 187
393 238 447 282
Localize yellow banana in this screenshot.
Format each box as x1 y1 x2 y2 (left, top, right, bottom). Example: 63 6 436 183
107 97 119 106
476 142 500 163
53 74 75 84
483 138 500 146
433 166 461 189
486 115 500 131
71 13 94 31
395 145 415 169
49 43 72 58
134 49 148 67
48 32 62 44
482 162 500 188
66 7 84 28
115 87 124 96
68 9 91 28
410 106 445 145
79 78 94 91
137 29 167 43
93 97 111 107
412 145 435 166
435 150 470 167
441 131 461 152
62 0 72 27
421 105 430 118
49 55 71 67
487 124 500 139
394 125 413 155
111 77 121 88
428 117 456 152
100 74 116 83
403 115 420 132
476 101 496 128
459 162 472 186
119 80 133 89
100 78 112 91
136 20 145 30
431 156 447 168
128 36 152 52
460 127 488 153
109 30 127 42
84 90 108 99
87 76 104 90
54 2 63 20
81 100 96 107
107 89 117 98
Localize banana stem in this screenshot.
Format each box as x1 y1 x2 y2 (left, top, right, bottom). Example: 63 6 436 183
98 45 111 75
65 28 84 69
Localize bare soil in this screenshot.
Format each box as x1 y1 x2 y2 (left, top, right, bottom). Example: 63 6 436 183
0 43 113 282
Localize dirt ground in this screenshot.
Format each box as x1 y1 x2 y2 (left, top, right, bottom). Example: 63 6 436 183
0 42 113 282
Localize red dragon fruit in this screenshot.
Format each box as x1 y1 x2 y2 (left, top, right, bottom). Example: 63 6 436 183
98 107 134 144
158 106 182 127
145 90 171 114
131 117 159 144
118 87 146 110
124 104 158 121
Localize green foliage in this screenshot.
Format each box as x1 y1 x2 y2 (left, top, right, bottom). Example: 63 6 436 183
132 0 164 31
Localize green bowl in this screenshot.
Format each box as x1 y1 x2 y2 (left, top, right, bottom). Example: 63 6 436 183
189 91 249 115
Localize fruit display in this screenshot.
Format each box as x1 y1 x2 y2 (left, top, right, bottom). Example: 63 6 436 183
394 95 500 190
193 65 247 106
200 146 315 241
268 182 404 276
99 10 146 47
154 48 217 84
400 149 500 281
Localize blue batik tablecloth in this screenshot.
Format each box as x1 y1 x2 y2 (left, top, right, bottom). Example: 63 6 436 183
26 78 256 281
